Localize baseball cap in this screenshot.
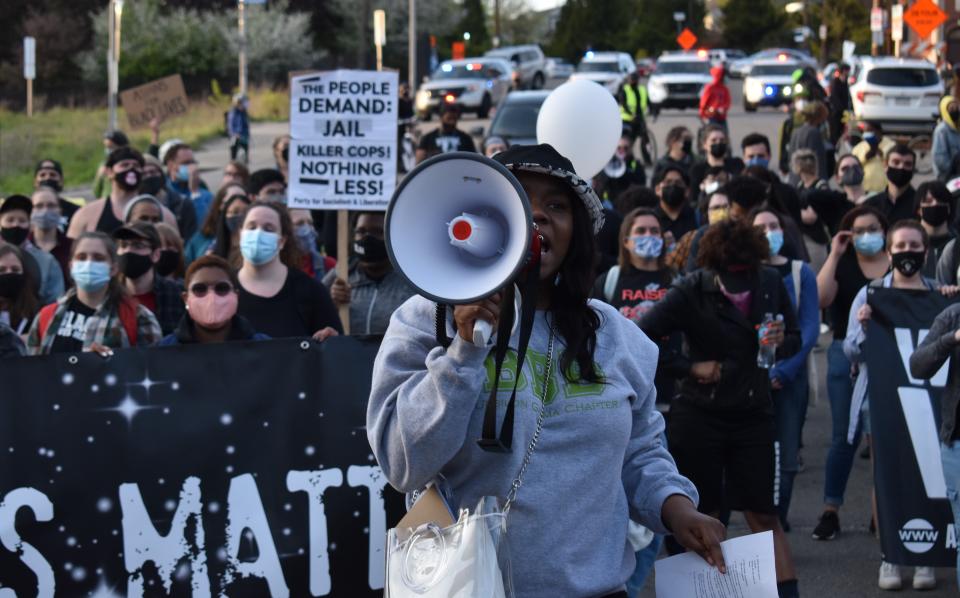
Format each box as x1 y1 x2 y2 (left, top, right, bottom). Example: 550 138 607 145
34 159 63 176
0 194 33 217
112 221 161 250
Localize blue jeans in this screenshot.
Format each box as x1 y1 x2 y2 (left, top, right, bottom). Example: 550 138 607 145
626 534 663 597
942 441 960 588
824 340 862 506
774 364 809 523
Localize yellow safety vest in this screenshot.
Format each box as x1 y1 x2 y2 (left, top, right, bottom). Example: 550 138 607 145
620 85 648 121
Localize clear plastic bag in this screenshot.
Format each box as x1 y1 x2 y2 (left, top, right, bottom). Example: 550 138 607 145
386 496 511 598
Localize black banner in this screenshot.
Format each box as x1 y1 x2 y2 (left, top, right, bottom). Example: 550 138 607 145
0 338 405 596
865 287 959 567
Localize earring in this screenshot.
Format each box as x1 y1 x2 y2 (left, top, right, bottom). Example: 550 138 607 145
554 273 561 287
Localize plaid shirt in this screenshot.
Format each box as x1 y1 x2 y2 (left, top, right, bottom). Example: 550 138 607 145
26 288 162 355
151 276 186 336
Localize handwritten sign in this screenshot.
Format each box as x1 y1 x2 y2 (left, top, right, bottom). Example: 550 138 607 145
119 74 189 130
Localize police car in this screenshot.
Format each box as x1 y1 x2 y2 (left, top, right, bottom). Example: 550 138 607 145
647 52 713 113
742 57 801 112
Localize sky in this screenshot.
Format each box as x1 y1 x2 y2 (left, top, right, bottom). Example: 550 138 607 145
523 0 565 10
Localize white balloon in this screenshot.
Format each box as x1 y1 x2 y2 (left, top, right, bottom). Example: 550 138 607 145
536 79 622 179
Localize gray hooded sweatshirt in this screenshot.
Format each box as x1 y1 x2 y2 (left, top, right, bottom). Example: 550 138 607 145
367 295 697 598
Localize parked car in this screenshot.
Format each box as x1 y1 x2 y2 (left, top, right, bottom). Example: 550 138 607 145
636 58 655 77
743 59 801 111
849 56 942 134
647 52 713 113
707 48 746 67
415 58 513 119
479 90 551 147
485 45 548 90
729 48 816 78
545 57 574 82
570 51 636 93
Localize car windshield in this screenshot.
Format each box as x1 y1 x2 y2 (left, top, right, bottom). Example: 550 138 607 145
656 61 710 74
750 64 797 76
490 102 543 138
578 61 619 73
866 67 939 87
433 64 492 80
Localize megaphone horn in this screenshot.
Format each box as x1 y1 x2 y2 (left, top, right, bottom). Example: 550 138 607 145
385 152 534 345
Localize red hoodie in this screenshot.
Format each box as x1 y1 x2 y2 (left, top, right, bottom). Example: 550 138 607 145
699 66 731 122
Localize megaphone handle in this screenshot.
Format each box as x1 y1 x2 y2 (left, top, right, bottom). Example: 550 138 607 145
472 319 493 347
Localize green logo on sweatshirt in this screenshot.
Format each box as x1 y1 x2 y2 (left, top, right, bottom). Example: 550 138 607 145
483 349 604 406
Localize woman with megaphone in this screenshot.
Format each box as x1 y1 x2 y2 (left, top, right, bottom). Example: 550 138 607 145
369 144 726 598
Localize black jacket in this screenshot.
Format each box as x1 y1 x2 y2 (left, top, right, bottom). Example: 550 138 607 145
639 267 801 412
909 302 960 442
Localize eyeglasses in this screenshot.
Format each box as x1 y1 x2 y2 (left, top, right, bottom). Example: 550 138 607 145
189 282 234 297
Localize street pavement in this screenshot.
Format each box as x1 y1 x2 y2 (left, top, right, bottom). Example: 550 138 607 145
70 83 956 596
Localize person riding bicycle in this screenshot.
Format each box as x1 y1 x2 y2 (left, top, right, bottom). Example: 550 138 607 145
699 66 731 131
619 71 653 165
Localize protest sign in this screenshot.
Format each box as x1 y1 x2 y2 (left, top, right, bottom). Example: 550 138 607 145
865 287 959 567
119 74 189 130
0 338 405 596
287 70 398 210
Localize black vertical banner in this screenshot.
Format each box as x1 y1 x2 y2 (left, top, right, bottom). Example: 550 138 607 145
0 337 405 596
865 287 959 567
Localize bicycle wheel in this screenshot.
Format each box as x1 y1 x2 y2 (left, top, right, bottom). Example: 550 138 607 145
910 135 933 176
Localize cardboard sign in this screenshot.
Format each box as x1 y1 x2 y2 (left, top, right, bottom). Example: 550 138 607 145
23 37 35 80
288 70 398 211
904 0 947 39
119 74 189 130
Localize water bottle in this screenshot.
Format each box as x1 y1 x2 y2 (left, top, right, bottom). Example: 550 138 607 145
757 312 779 369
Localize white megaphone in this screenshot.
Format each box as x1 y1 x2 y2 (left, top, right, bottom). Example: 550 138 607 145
604 154 627 179
386 152 534 346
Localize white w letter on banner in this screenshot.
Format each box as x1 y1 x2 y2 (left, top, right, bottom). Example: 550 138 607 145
898 387 948 499
896 328 950 387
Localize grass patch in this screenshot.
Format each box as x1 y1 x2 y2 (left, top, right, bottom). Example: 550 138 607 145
0 86 288 194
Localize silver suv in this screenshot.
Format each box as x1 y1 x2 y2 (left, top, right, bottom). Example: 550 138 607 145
485 45 547 90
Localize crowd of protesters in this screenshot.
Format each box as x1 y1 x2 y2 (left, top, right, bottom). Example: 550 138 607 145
4 64 960 597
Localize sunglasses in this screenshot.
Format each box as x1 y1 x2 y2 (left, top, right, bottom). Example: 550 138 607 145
189 282 234 297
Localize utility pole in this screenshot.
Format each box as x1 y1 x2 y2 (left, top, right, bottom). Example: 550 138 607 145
494 0 501 47
238 0 247 96
820 0 830 65
408 0 417 91
107 0 124 132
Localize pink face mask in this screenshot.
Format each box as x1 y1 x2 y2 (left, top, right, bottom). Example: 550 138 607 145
187 292 238 329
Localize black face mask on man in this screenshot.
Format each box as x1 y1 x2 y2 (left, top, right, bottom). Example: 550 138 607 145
118 252 154 279
0 226 29 247
660 184 687 208
116 168 142 192
353 235 388 263
921 204 950 227
140 175 165 196
886 167 913 188
38 179 62 193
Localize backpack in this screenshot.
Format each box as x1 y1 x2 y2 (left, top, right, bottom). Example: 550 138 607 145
38 298 138 347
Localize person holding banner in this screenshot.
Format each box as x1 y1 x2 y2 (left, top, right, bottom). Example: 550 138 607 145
909 283 960 590
750 205 820 531
813 205 889 541
26 231 162 356
369 145 725 598
235 201 341 340
842 219 959 590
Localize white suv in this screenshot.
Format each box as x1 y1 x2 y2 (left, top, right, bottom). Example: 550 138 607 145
570 51 636 93
648 52 713 113
850 57 941 133
485 45 547 90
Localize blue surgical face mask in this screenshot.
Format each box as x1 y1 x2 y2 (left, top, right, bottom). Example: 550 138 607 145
863 132 879 146
746 156 770 169
631 235 663 259
766 230 784 256
295 224 317 253
240 229 280 265
854 231 885 256
176 164 190 183
71 260 112 292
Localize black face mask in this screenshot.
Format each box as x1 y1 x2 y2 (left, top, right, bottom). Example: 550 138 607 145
0 273 25 299
661 184 687 208
681 138 692 155
950 108 960 124
891 250 925 276
709 142 727 159
226 215 244 233
38 178 62 193
118 252 154 279
886 166 913 188
281 146 289 162
0 226 29 247
921 204 950 227
116 168 142 192
140 175 165 196
155 250 180 277
353 235 388 263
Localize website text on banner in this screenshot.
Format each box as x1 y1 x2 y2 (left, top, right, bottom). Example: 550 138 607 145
288 70 398 211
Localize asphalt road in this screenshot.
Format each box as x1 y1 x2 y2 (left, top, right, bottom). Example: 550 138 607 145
108 83 956 596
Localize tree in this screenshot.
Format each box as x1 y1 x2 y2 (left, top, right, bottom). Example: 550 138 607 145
455 0 491 54
721 0 789 54
809 0 871 63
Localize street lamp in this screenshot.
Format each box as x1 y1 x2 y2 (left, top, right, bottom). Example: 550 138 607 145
463 32 471 41
238 0 247 97
107 0 124 131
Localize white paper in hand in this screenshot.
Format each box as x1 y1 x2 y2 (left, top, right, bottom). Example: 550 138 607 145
654 531 777 598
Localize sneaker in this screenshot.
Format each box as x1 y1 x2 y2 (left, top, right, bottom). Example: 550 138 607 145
812 511 840 540
878 561 902 590
913 566 936 590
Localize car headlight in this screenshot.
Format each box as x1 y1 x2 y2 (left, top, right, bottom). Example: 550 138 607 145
745 79 763 102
